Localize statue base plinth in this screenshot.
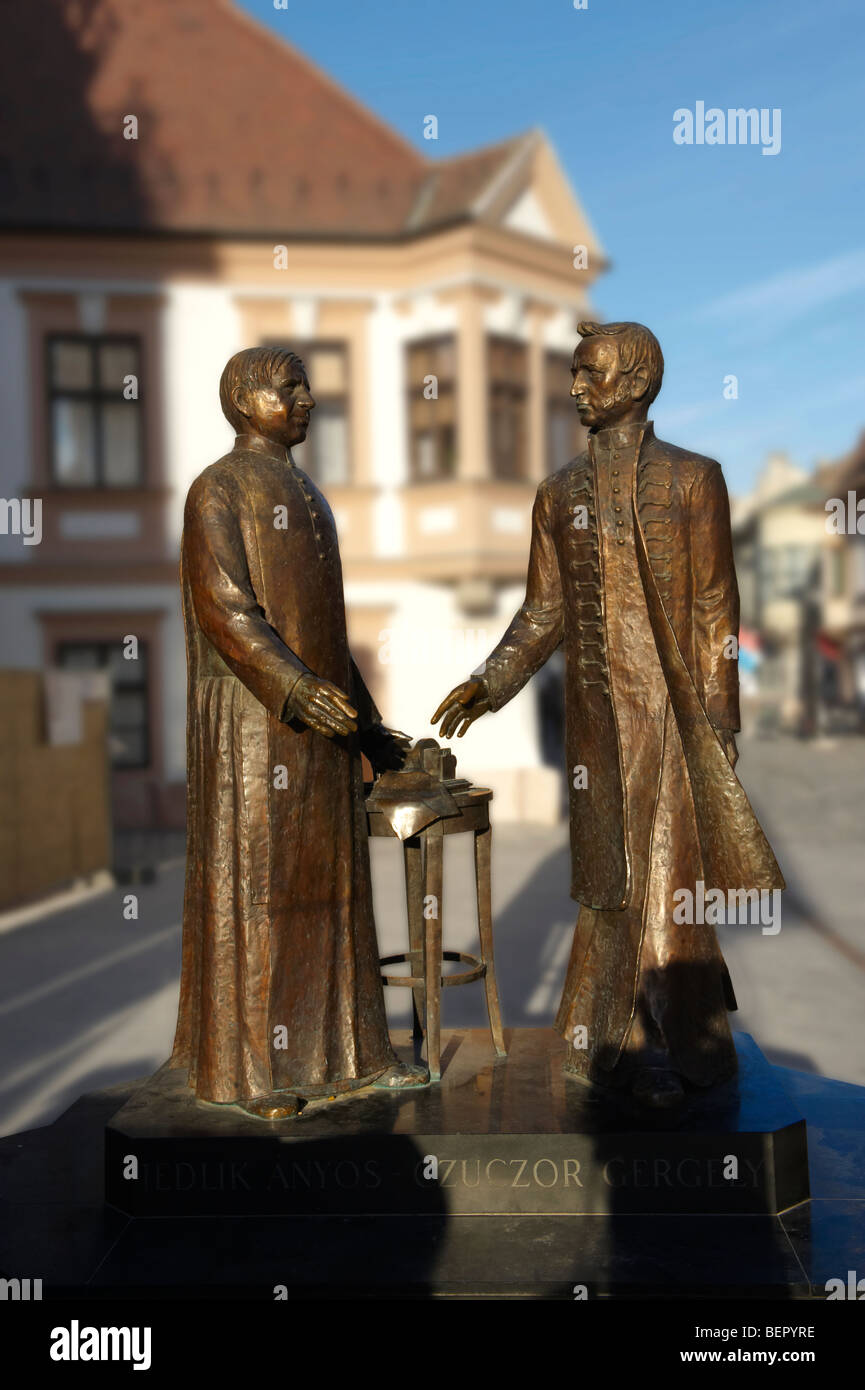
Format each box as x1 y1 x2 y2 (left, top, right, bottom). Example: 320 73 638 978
104 1030 808 1218
8 1028 865 1297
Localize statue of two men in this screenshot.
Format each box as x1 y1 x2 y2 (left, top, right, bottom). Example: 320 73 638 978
171 323 783 1116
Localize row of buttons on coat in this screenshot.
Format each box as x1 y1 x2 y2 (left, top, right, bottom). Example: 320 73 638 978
292 470 328 561
608 469 674 546
609 468 627 545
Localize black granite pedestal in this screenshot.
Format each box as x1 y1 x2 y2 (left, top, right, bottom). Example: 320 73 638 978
3 1029 864 1298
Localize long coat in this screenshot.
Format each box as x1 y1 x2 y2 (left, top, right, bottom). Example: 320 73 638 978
482 420 784 1084
169 433 393 1103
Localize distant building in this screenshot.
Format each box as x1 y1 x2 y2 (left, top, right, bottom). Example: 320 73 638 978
0 0 605 829
824 431 865 724
732 440 865 733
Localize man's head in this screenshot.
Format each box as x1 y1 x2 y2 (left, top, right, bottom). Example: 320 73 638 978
219 346 315 449
570 321 664 431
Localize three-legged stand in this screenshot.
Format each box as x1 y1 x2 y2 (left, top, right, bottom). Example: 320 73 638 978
371 787 507 1081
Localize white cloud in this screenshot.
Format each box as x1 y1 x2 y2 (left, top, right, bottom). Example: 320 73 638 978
698 248 865 332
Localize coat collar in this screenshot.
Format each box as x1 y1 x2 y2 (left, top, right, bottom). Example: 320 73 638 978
589 420 655 451
233 433 291 465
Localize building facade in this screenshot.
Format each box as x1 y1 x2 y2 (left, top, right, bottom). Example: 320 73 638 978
0 0 605 829
732 440 865 734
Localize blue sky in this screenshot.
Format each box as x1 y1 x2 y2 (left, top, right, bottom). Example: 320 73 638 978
244 0 865 495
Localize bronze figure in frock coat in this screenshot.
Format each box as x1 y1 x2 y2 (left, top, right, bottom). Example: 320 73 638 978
433 322 784 1107
170 347 424 1117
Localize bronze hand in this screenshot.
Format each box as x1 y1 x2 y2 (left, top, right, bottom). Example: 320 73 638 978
361 723 412 773
289 674 357 738
431 677 491 739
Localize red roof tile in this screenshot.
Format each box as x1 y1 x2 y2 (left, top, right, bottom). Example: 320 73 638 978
0 0 542 239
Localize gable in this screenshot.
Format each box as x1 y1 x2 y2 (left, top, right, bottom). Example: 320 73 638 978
488 134 606 263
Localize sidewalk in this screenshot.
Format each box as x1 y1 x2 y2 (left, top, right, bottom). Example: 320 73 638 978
0 733 862 1137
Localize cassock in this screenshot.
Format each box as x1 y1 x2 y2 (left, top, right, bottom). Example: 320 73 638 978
481 420 785 1086
170 433 393 1103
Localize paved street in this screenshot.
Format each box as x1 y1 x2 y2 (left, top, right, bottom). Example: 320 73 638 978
1 733 863 1138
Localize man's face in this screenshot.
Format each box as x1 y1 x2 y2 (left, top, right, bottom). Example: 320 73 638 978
570 335 640 430
240 362 315 448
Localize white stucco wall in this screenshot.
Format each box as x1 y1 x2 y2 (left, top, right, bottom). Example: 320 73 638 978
162 283 242 550
346 577 561 822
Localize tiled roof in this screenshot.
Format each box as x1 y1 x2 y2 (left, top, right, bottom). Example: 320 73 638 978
407 134 537 232
835 430 865 493
0 0 551 240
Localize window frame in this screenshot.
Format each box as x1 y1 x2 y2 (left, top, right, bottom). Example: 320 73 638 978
55 637 151 771
487 334 529 482
405 333 458 484
45 331 145 489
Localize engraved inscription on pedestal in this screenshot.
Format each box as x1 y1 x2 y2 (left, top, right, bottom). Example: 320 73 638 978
106 1030 809 1218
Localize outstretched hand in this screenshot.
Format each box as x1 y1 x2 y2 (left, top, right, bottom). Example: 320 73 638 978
431 678 491 740
289 674 358 738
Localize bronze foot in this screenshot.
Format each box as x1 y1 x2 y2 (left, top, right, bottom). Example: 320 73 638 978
630 1067 685 1109
240 1092 302 1119
372 1062 430 1089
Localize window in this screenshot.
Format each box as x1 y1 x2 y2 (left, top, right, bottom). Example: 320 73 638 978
545 350 583 468
56 640 150 769
284 342 350 486
760 545 820 601
46 335 143 487
488 336 527 480
407 336 457 481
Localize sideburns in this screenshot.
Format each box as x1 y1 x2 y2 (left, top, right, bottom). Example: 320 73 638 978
599 379 632 411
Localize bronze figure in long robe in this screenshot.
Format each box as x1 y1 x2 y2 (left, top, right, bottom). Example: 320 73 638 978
433 322 784 1100
169 348 416 1110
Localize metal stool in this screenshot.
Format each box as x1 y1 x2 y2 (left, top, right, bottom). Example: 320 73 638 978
367 783 507 1081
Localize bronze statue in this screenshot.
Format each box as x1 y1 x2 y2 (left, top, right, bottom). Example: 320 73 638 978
433 321 784 1108
170 346 426 1118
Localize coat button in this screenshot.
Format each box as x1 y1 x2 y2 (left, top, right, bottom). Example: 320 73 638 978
616 538 625 546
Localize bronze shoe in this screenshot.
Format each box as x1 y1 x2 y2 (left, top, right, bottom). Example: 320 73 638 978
239 1092 302 1119
372 1062 430 1089
630 1067 685 1109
